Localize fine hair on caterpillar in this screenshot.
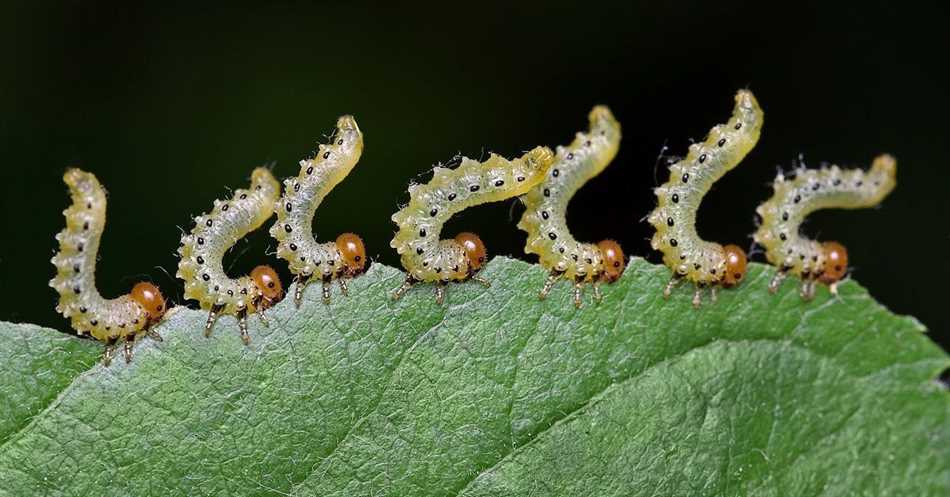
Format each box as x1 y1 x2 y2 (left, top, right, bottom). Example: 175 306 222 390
270 115 368 306
177 167 284 345
754 154 897 300
391 146 555 304
518 105 626 308
647 89 763 308
49 168 168 366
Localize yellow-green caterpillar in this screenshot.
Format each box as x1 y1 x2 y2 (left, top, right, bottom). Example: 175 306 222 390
391 147 555 304
49 169 167 365
754 154 897 299
518 106 626 308
270 115 367 306
177 167 283 344
647 90 763 307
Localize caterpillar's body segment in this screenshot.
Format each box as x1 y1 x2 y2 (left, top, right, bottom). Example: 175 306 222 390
49 169 167 365
270 115 367 305
391 146 555 303
754 154 897 299
177 167 284 344
647 90 763 306
518 106 626 308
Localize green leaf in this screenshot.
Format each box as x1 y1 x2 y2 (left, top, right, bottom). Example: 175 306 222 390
0 258 946 496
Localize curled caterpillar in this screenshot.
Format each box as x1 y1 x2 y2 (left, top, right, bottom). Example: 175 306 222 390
177 167 284 344
647 90 763 307
270 115 367 306
517 106 626 308
753 154 897 299
391 146 555 304
49 169 167 365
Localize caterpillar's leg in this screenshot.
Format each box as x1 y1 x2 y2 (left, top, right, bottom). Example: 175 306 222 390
293 274 311 307
123 334 136 364
101 339 118 367
434 282 446 306
663 275 682 299
573 280 584 309
709 286 719 303
592 282 603 303
692 285 704 309
237 308 251 346
392 275 416 301
322 276 333 305
204 304 224 338
799 278 817 301
146 330 163 342
472 274 491 288
338 277 349 297
538 271 561 300
256 299 270 327
768 269 788 294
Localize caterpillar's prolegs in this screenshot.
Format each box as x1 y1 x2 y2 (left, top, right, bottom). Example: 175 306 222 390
768 270 788 294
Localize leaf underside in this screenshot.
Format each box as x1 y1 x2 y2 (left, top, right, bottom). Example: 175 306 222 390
0 257 947 497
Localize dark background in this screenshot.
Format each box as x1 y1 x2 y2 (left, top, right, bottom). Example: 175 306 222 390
2 2 947 352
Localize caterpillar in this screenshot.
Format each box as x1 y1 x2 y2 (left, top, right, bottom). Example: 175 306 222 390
753 154 897 299
390 146 555 304
49 169 167 365
270 115 367 306
177 167 284 344
517 105 626 308
647 90 763 307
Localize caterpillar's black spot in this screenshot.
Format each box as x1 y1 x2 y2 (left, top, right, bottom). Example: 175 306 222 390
667 217 674 227
86 203 92 209
337 139 344 145
543 188 551 197
90 319 98 326
567 153 574 160
419 228 426 237
416 247 424 255
77 243 84 252
779 233 787 241
73 286 81 294
202 274 210 281
718 138 726 147
323 152 330 159
517 176 525 182
782 212 789 221
671 193 679 203
735 122 742 130
494 179 504 187
289 243 297 251
812 183 820 191
83 221 89 230
447 193 456 201
79 306 87 313
197 237 205 245
558 247 565 253
548 232 557 240
469 185 480 192
794 195 801 203
227 290 234 296
552 169 560 177
221 204 229 211
240 193 248 199
284 224 292 233
670 238 678 247
73 264 80 273
196 256 204 264
294 183 301 192
541 211 549 220
681 173 689 183
206 219 213 227
699 154 707 163
430 208 438 217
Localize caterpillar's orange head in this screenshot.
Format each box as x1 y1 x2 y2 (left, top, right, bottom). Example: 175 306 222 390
130 282 166 324
819 241 848 284
597 239 626 283
721 244 748 287
455 232 487 273
251 265 284 305
335 233 367 275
